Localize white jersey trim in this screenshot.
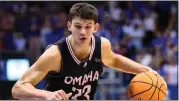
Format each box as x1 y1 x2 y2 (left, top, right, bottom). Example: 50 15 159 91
66 35 95 65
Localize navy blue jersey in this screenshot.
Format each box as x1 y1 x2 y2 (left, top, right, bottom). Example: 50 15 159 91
45 35 103 100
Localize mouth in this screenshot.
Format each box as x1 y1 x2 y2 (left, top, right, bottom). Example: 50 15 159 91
80 37 87 42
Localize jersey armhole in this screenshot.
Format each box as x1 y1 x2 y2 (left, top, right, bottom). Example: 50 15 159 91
46 44 64 77
46 44 52 50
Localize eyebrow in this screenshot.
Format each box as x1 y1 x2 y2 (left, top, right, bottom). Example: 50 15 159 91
74 22 93 25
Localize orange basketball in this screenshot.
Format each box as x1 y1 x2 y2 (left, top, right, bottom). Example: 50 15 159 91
128 72 167 100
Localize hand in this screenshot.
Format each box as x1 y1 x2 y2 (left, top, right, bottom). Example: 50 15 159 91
148 69 168 95
46 90 72 100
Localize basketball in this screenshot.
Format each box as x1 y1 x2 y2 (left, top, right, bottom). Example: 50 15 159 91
128 72 167 100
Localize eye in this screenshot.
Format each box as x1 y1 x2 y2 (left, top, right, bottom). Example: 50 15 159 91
75 25 81 29
86 26 91 29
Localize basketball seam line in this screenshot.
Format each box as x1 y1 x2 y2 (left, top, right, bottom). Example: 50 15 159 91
145 73 156 100
129 84 153 98
149 74 158 100
131 73 167 96
130 81 166 96
158 84 166 100
129 73 154 98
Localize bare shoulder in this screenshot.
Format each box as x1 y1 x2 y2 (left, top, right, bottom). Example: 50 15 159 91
100 37 112 49
36 45 62 72
44 45 61 58
100 37 115 67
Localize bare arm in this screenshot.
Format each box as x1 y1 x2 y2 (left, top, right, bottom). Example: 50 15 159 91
101 37 168 94
101 37 151 75
12 45 61 100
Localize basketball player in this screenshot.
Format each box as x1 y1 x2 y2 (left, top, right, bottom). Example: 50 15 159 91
12 2 167 100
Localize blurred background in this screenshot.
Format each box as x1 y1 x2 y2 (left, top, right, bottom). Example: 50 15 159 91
0 1 178 100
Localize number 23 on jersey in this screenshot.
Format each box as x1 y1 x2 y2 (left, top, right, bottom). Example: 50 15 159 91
71 85 91 100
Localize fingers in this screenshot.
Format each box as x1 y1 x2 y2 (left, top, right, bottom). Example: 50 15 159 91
54 94 62 100
149 70 157 74
67 93 72 98
57 90 71 100
46 97 53 100
46 90 71 100
57 90 67 100
46 96 60 100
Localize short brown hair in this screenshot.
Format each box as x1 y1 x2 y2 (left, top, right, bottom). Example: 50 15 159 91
69 2 98 23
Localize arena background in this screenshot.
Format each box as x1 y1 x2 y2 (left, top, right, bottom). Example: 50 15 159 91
0 1 178 100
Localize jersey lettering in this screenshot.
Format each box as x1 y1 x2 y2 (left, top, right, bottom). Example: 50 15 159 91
64 71 99 85
71 85 91 100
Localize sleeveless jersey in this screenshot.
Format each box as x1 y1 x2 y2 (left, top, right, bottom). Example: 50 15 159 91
45 35 103 100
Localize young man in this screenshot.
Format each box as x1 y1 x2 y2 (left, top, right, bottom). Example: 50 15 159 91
12 2 167 100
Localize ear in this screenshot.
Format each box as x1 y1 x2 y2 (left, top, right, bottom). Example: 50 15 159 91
67 21 72 32
93 23 100 33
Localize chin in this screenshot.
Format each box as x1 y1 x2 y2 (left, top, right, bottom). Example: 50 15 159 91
79 39 89 44
79 40 86 44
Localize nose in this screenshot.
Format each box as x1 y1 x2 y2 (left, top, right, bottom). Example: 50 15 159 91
80 28 86 36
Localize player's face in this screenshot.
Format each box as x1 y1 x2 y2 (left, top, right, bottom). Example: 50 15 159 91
67 17 99 45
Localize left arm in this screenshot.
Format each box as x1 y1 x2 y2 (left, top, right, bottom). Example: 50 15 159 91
101 37 168 94
101 37 152 75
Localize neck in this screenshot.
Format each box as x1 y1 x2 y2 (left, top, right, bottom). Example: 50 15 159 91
70 35 91 50
68 35 92 60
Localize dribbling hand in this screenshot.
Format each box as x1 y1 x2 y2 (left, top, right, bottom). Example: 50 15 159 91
46 90 72 100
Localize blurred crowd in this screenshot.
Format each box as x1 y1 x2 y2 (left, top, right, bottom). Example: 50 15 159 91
0 1 178 100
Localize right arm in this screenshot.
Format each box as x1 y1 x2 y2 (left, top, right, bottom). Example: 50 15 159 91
12 45 69 100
